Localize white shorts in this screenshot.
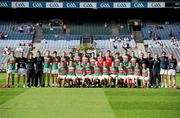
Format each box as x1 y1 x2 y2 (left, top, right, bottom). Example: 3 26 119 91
110 74 118 79
67 75 76 80
51 69 59 74
7 69 15 74
43 68 51 73
140 76 149 80
102 75 110 78
160 68 168 75
118 75 127 79
134 75 140 79
127 75 134 79
18 68 26 75
168 69 176 76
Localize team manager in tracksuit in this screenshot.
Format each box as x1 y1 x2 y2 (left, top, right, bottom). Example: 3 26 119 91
35 51 44 87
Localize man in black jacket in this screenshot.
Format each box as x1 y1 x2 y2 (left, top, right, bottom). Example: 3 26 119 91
159 52 169 88
147 52 153 87
152 54 161 88
167 54 177 88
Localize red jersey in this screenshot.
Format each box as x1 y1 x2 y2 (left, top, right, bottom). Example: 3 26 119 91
97 56 105 67
105 56 113 67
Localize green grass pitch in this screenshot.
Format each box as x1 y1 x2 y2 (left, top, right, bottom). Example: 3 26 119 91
0 73 180 118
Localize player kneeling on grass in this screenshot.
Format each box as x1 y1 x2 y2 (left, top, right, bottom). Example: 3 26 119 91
134 63 141 88
110 62 118 87
43 50 52 87
126 62 135 88
6 51 17 87
76 62 85 87
116 63 127 88
85 62 94 87
67 61 76 87
57 63 68 87
51 51 60 87
16 52 27 88
93 61 102 87
167 54 177 88
102 61 111 87
140 63 150 88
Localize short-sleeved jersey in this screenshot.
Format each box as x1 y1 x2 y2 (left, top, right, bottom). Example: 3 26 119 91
7 57 17 70
44 56 51 68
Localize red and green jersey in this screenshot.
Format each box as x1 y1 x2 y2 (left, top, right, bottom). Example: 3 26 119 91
44 56 51 68
127 67 134 75
106 56 113 67
74 54 81 66
130 56 138 67
110 67 118 75
103 66 109 75
61 56 68 67
118 67 127 75
114 57 121 67
122 54 130 67
52 56 60 69
134 67 141 76
68 66 75 75
82 56 89 66
7 57 16 70
59 67 67 75
85 66 93 75
76 66 84 76
97 56 104 67
94 65 101 76
90 57 96 66
142 68 149 77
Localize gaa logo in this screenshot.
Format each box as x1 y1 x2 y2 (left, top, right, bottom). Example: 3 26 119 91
32 3 43 8
15 2 26 7
150 3 161 8
83 3 93 8
133 3 145 8
116 3 127 8
0 2 9 7
49 3 60 8
66 3 77 8
100 3 110 8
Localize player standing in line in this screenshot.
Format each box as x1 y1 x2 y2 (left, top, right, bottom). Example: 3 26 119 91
90 52 97 66
43 50 52 87
167 54 177 88
74 50 81 66
82 51 89 67
126 62 134 88
85 62 94 87
76 62 85 87
105 50 114 68
57 62 68 87
122 49 130 67
67 61 76 87
68 52 74 62
61 51 68 67
159 52 169 88
117 62 127 88
97 51 105 68
114 52 122 68
16 52 27 88
133 63 141 87
93 61 102 87
102 61 111 87
140 63 150 88
6 51 17 87
147 52 154 87
110 62 118 87
130 51 139 68
51 51 60 87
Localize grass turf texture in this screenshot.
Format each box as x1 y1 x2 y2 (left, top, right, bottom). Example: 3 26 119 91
0 73 180 118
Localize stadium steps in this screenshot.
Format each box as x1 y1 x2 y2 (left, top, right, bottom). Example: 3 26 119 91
111 21 119 35
136 43 147 57
34 26 43 43
133 31 143 43
32 42 41 54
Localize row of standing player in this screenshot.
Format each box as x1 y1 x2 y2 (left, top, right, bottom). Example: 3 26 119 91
6 50 177 88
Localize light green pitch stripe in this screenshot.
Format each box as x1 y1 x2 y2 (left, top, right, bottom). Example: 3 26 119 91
0 88 115 118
